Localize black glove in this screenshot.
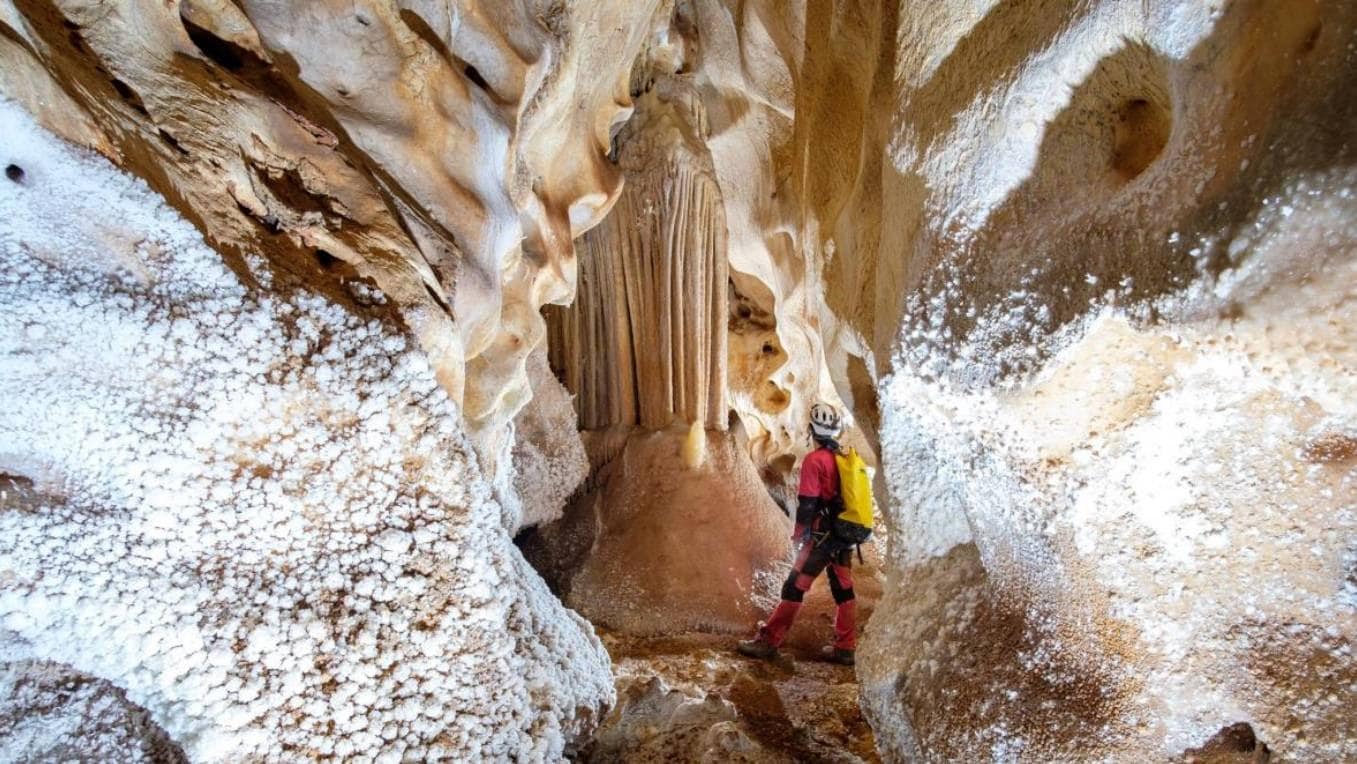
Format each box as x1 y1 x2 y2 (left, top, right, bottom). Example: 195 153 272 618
795 495 821 527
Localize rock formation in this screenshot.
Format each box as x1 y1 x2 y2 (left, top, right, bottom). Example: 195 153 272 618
0 104 611 760
2 0 1355 760
530 25 798 634
506 347 590 533
0 0 661 483
525 425 791 635
547 78 728 433
851 1 1357 761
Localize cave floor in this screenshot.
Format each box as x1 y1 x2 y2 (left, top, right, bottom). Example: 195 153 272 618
580 547 885 763
586 631 881 763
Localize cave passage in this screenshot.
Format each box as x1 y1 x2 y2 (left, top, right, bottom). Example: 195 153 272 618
1 0 1355 761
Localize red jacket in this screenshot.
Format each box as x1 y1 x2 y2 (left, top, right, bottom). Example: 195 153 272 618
799 447 840 501
793 447 840 540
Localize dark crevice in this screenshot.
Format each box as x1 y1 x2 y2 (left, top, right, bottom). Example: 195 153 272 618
109 77 150 117
236 197 284 236
253 164 330 217
1299 21 1323 55
463 64 489 91
543 308 571 388
422 281 452 314
157 129 189 156
179 14 249 72
512 525 536 552
1183 722 1271 762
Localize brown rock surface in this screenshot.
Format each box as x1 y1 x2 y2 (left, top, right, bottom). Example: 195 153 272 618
587 631 880 763
525 426 792 635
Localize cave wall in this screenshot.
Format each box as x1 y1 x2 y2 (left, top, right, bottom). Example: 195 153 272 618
0 0 663 487
853 0 1357 760
0 102 613 760
686 0 884 468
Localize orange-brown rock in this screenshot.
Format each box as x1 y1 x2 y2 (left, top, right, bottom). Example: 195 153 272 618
523 425 791 635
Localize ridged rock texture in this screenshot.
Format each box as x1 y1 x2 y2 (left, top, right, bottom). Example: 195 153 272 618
547 78 728 433
3 0 1356 761
529 54 797 634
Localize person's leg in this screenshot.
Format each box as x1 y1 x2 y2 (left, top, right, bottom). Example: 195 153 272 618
751 540 831 648
826 548 856 650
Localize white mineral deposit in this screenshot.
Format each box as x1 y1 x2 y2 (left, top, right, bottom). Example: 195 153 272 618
2 1 1352 761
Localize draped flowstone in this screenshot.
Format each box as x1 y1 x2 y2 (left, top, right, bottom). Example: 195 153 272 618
548 83 728 432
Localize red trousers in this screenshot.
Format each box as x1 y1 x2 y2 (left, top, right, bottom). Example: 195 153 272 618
755 536 856 649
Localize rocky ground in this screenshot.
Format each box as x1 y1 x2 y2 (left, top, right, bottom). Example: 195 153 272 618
581 544 886 763
585 631 878 763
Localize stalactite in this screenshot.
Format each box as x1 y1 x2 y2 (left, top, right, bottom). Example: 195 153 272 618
548 82 728 431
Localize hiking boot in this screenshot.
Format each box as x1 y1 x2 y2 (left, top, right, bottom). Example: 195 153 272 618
737 639 778 660
821 646 855 666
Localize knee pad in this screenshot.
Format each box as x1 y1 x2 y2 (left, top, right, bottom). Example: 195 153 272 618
781 578 806 602
827 565 855 604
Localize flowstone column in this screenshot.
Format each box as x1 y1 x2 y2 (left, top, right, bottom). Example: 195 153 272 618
536 79 791 634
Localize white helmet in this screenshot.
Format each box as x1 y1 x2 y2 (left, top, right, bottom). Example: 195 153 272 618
808 403 843 440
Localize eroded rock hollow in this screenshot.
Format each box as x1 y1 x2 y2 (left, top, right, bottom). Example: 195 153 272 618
2 0 1354 761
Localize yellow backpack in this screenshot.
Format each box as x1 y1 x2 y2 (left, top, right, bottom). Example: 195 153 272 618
833 448 875 540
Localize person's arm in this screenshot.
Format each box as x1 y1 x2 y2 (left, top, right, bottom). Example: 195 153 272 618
792 452 825 541
794 495 821 540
